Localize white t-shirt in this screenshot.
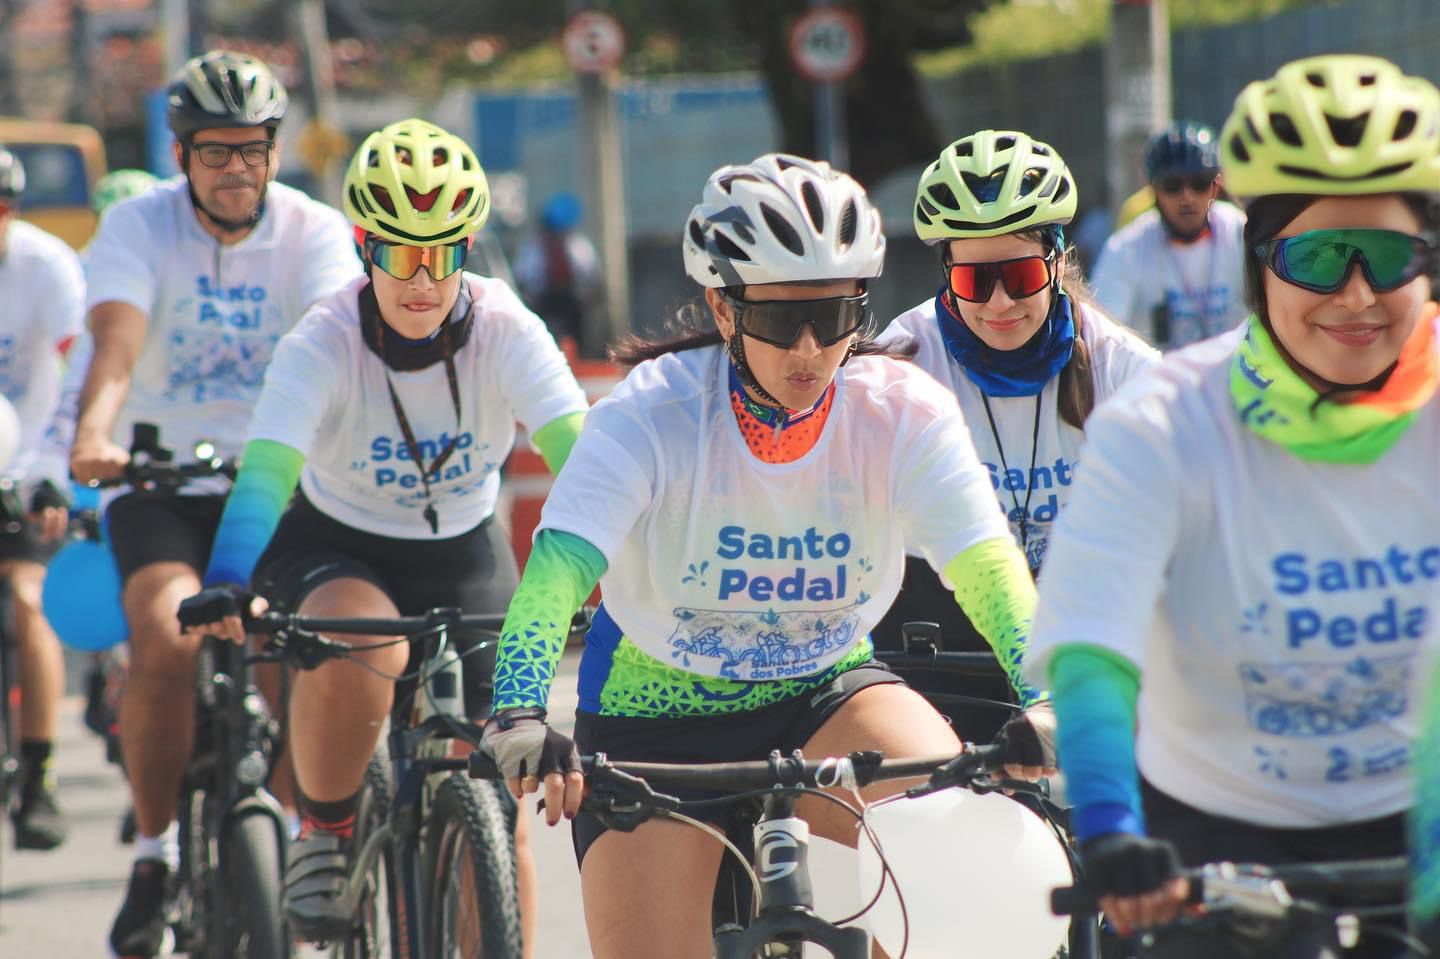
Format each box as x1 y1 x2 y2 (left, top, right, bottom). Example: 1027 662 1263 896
538 346 1012 682
878 299 1158 570
1091 201 1249 349
84 178 361 460
250 273 589 539
0 220 85 481
1026 327 1440 827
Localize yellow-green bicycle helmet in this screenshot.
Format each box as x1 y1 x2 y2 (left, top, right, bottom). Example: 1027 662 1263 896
343 118 490 244
1220 54 1440 201
913 130 1077 243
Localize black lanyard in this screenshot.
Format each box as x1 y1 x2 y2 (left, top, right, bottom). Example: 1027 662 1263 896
383 341 463 535
980 392 1043 563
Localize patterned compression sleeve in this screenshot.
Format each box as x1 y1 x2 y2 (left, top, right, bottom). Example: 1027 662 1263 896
1050 644 1143 842
943 537 1040 705
1412 653 1440 921
532 411 587 475
203 439 305 588
491 528 607 711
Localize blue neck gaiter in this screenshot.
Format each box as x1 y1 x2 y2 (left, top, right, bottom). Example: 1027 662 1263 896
936 287 1076 397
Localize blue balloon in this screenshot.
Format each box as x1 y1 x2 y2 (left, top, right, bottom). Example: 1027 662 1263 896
44 539 127 652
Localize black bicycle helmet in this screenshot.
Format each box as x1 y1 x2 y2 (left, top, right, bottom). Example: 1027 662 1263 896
1144 121 1220 179
0 147 24 201
167 50 288 143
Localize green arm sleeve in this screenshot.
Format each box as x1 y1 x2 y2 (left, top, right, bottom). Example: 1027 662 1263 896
532 412 587 476
1412 653 1440 920
203 439 305 588
491 528 608 711
943 536 1041 705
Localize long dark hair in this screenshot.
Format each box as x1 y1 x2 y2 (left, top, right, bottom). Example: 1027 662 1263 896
609 287 917 367
940 226 1099 430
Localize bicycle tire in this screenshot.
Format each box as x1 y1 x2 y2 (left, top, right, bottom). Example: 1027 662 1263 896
338 751 399 959
424 773 522 958
215 809 290 959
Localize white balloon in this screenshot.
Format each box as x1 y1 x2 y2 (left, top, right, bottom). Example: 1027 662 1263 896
0 393 20 475
857 788 1072 958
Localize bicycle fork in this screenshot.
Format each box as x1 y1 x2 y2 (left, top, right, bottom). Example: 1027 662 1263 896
713 792 869 959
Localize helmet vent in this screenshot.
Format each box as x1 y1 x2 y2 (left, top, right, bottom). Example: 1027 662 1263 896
918 196 939 217
1229 133 1251 163
712 231 751 262
760 203 805 257
775 156 800 171
1326 113 1367 148
995 135 1016 151
1019 167 1044 197
1360 73 1377 86
1305 72 1326 88
688 219 705 249
944 206 1037 232
453 189 472 214
371 185 397 217
1037 174 1058 200
914 201 933 225
1270 113 1303 147
838 200 858 249
433 147 449 165
1032 143 1050 156
953 141 973 157
800 180 825 233
1053 177 1072 204
367 151 380 168
961 171 1005 204
1393 110 1418 141
733 220 754 244
927 182 959 210
406 185 440 213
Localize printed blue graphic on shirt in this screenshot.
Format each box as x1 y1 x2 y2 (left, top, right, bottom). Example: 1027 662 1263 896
985 456 1074 570
665 603 861 680
1238 653 1413 738
0 335 28 402
165 278 281 404
1163 284 1233 345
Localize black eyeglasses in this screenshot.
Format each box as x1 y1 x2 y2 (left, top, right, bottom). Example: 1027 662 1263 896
191 140 272 169
1155 174 1216 196
721 291 868 348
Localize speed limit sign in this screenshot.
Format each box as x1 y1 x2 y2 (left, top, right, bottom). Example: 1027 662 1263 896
563 10 627 75
789 9 866 83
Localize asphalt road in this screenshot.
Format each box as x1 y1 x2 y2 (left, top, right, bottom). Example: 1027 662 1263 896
0 648 871 958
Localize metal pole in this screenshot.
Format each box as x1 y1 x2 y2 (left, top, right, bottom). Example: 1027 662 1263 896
809 0 848 169
162 0 191 77
1103 0 1171 213
572 3 631 358
296 0 344 204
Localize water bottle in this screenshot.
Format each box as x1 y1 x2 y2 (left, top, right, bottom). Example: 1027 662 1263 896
416 639 465 724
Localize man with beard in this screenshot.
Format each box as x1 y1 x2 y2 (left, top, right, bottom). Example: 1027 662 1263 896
68 50 361 959
1092 121 1249 349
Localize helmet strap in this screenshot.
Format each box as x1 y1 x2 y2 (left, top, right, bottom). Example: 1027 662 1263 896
726 333 789 411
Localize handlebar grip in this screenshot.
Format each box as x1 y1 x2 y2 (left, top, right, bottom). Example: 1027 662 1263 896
468 750 503 781
1050 885 1100 916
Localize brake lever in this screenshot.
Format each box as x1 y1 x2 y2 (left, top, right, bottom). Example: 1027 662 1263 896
282 629 354 671
580 758 681 833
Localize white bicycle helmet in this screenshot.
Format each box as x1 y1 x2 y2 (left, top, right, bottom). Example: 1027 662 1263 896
682 153 885 288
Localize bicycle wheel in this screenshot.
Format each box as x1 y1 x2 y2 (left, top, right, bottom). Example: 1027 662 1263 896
424 773 522 959
214 808 289 959
338 751 399 959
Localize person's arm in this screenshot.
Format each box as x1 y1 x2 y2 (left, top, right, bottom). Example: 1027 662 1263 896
1089 239 1137 334
491 529 608 710
70 301 147 482
942 537 1039 704
531 412 586 475
1051 645 1143 840
202 439 305 588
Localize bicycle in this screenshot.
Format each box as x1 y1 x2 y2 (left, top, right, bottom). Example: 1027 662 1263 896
470 735 1068 957
1051 855 1421 958
244 605 583 958
103 423 290 959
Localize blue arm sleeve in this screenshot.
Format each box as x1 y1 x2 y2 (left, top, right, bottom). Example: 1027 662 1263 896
1412 652 1440 921
1050 644 1144 842
203 439 305 588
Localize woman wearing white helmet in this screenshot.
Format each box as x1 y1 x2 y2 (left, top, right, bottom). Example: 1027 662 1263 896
176 119 589 949
1026 55 1440 957
874 130 1158 745
476 153 1046 956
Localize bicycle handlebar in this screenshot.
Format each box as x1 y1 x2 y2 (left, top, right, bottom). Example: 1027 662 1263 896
1049 855 1410 917
86 423 238 490
871 649 1007 678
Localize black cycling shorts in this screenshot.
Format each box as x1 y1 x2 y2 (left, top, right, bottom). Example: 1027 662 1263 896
1140 778 1406 959
106 492 228 583
570 662 905 867
252 493 520 721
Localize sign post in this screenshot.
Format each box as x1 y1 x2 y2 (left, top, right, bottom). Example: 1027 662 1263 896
563 8 630 358
789 2 865 170
1104 0 1172 213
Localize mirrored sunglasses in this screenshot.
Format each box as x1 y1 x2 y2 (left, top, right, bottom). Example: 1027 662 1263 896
365 236 471 282
1254 228 1435 295
948 254 1054 304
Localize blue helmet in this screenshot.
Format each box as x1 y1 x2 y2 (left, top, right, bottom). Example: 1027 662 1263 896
1144 121 1220 179
540 192 582 231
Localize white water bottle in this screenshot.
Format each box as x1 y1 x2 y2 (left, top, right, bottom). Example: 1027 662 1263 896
416 640 465 722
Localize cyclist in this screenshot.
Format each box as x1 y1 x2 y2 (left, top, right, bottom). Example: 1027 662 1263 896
176 118 589 948
874 130 1157 743
1091 120 1249 349
0 144 85 850
476 153 1049 958
1029 54 1440 957
67 50 361 959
